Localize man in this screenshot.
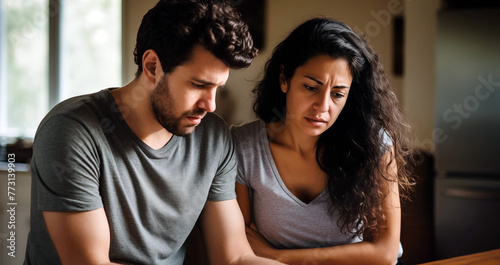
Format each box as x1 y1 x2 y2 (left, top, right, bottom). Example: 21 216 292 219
24 1 284 264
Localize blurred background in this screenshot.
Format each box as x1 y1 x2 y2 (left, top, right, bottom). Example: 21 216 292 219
0 0 499 264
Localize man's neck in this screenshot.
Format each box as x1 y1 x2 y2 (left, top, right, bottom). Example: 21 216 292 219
111 79 173 150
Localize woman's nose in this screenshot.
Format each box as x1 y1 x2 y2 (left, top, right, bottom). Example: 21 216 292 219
313 91 330 112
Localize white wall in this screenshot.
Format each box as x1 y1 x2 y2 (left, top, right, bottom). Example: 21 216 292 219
122 0 158 83
403 0 440 152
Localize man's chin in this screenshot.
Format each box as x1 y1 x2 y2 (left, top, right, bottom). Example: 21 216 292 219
170 125 197 137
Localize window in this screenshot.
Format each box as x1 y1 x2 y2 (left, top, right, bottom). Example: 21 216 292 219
60 1 122 100
0 0 122 138
0 0 48 138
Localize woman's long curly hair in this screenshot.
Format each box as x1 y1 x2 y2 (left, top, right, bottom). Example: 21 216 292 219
253 18 416 239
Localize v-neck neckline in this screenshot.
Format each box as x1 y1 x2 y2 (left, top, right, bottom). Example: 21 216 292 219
258 120 328 206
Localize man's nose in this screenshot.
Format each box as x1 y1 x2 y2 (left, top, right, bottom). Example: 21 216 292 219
197 88 217 113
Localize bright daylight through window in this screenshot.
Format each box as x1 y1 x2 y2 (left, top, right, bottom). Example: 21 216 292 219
0 0 121 140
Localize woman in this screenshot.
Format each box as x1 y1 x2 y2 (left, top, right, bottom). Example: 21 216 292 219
232 18 415 265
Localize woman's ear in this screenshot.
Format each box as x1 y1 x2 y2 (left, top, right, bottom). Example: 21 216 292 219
279 65 288 93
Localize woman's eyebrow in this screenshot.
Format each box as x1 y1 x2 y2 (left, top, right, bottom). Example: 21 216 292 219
304 75 323 85
305 75 349 89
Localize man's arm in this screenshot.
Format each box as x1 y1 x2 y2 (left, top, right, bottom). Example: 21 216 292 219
199 199 286 265
44 208 123 265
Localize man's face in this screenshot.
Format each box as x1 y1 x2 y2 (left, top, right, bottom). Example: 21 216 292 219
150 45 229 136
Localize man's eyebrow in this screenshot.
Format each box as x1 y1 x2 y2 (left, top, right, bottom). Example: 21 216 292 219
191 78 225 87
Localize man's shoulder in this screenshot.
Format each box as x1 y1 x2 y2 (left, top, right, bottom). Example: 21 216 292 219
36 90 108 133
50 91 104 114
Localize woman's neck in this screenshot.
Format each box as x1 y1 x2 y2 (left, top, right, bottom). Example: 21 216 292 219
266 120 319 157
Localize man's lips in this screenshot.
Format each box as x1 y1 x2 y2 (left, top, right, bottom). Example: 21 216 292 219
186 114 205 125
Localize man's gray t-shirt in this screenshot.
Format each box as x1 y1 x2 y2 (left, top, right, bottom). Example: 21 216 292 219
24 89 237 265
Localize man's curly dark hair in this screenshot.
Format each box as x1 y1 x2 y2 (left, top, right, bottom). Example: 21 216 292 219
133 0 257 77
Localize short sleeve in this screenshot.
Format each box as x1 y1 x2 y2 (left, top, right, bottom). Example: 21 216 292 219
235 167 249 187
32 115 103 211
206 121 237 202
381 129 393 154
231 126 250 188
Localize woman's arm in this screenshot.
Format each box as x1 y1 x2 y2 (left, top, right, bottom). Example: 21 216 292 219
238 149 401 265
235 182 253 225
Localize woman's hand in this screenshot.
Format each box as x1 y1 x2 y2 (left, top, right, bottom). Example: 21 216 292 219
245 223 280 260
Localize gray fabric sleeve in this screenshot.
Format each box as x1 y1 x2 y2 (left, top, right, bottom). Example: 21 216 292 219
206 120 237 201
235 167 249 187
231 126 250 188
32 114 103 211
381 129 394 154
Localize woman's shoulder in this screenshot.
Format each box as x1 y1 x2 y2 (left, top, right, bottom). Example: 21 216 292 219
230 119 265 143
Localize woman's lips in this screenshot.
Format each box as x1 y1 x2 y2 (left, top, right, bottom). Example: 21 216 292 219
305 117 327 126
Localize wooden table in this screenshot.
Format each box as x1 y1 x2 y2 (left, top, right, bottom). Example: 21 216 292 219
418 249 500 265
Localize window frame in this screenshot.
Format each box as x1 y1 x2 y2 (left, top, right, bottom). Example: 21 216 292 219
49 0 61 109
0 0 126 139
0 0 122 138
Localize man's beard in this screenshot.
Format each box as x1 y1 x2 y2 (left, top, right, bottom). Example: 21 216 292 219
150 76 206 136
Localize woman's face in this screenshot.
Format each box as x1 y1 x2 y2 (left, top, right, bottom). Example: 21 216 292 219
281 55 353 137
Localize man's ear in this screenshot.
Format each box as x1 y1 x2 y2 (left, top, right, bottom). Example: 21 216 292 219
279 65 288 93
142 49 162 84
